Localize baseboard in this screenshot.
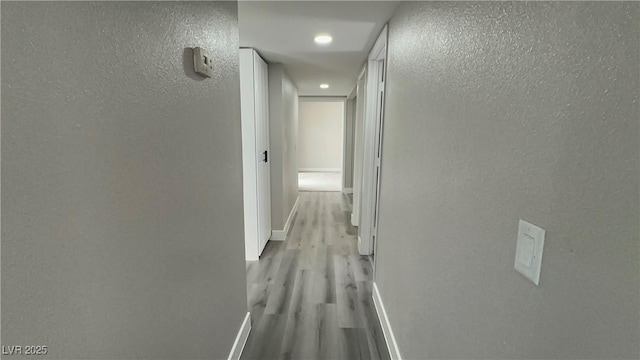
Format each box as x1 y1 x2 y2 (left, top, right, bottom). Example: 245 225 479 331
372 283 402 360
246 254 259 262
299 168 341 172
351 212 359 227
342 187 353 194
227 312 251 360
271 196 300 241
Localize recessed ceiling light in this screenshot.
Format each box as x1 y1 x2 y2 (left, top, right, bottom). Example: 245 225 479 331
320 84 329 89
314 35 333 45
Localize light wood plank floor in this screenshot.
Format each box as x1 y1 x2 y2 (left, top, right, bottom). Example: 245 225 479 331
242 192 390 360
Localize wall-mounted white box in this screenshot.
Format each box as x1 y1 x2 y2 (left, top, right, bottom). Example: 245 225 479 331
514 219 545 285
193 47 213 78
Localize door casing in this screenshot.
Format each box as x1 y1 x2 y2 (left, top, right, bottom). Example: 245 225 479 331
359 26 388 264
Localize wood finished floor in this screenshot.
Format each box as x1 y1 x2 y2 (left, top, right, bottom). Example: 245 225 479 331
241 192 391 360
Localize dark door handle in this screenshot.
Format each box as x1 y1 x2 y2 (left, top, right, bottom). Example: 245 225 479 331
263 150 268 163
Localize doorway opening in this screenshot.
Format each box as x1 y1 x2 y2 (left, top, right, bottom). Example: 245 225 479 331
297 98 345 192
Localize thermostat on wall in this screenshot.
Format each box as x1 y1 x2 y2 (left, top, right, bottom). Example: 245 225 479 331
193 47 213 78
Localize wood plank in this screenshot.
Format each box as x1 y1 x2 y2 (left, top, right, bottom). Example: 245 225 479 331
351 254 373 282
335 254 361 328
317 304 339 360
247 282 270 318
264 250 299 315
356 281 391 360
280 270 318 359
240 313 286 360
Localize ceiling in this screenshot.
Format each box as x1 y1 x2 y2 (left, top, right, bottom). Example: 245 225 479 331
238 1 400 96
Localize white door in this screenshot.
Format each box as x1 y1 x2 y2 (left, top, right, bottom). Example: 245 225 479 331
240 49 271 260
253 52 272 254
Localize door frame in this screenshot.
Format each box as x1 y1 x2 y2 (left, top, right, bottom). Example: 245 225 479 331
358 25 388 257
351 65 367 227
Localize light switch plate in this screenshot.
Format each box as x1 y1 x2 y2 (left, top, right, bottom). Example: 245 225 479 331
193 47 213 78
514 219 545 285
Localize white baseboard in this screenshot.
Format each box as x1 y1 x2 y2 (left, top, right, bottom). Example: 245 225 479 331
299 168 341 172
372 283 402 360
246 254 259 262
227 312 251 360
342 187 353 194
271 196 300 241
351 212 359 227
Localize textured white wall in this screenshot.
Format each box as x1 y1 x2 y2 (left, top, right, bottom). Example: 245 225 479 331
298 101 344 171
1 2 248 359
283 73 300 219
343 96 356 188
269 64 299 230
376 2 639 359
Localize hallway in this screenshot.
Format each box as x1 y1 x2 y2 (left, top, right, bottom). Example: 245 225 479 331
3 2 638 359
242 192 390 359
